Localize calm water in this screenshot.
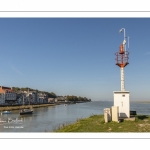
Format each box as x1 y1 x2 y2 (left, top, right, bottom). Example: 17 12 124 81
0 101 150 132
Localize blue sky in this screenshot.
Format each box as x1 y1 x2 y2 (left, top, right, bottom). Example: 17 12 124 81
0 18 150 101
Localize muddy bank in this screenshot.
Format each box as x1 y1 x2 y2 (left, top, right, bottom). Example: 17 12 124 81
0 103 55 111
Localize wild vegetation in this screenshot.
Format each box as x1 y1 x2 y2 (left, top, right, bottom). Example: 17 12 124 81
54 114 150 132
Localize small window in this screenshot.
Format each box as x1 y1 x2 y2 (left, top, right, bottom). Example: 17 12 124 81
122 95 125 97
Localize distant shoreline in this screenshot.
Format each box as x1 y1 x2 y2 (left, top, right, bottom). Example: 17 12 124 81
131 100 150 103
0 103 55 111
0 101 91 111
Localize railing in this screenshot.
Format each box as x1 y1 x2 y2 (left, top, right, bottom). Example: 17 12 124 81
115 51 129 66
130 111 137 116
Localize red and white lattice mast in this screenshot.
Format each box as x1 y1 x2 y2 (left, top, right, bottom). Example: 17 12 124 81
115 28 129 91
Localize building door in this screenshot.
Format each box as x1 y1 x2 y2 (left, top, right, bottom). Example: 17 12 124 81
120 94 129 118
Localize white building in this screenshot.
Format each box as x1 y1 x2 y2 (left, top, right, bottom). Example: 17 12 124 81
48 98 55 103
0 93 5 104
0 86 17 104
113 91 130 118
38 93 48 103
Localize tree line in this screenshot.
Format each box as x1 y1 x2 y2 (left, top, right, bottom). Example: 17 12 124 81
66 95 91 102
12 87 91 101
12 87 57 98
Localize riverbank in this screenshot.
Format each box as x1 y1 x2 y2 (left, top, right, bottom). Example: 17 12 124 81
54 114 150 132
0 101 91 111
131 100 150 104
0 103 55 111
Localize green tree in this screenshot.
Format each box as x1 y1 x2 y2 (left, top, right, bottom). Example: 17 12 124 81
47 92 57 98
12 87 20 92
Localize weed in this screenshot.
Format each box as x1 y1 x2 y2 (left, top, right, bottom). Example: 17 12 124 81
54 115 150 132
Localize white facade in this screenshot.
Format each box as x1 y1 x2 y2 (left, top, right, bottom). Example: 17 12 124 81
48 98 55 103
54 98 58 103
0 93 5 104
17 97 22 104
38 93 47 103
113 91 130 118
5 92 17 101
28 92 37 103
22 91 38 104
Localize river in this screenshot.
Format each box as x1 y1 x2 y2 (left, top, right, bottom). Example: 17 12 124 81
0 101 150 132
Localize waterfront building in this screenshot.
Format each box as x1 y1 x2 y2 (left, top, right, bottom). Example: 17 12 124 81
16 90 48 104
1 87 49 105
0 86 17 104
16 91 23 104
26 91 38 104
48 98 55 103
54 98 58 103
57 96 66 103
0 93 5 104
16 92 28 104
38 93 48 103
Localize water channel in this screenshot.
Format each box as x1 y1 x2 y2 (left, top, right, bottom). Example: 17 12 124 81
0 101 150 132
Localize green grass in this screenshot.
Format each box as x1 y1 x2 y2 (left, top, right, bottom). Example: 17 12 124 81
54 114 150 132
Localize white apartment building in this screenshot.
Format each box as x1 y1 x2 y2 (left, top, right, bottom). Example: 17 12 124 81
0 93 5 104
0 86 17 104
38 93 48 103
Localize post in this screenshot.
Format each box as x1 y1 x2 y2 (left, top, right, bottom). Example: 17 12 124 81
120 67 125 91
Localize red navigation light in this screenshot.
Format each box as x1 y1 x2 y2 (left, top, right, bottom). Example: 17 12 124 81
115 44 129 68
119 44 124 54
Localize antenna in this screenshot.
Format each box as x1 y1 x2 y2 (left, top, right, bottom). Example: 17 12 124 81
114 28 131 119
119 28 126 52
128 36 130 50
115 28 129 91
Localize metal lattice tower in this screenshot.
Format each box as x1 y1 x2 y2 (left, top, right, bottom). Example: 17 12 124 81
115 28 129 91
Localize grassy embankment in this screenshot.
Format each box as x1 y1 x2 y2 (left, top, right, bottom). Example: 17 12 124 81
54 114 150 132
0 104 55 111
